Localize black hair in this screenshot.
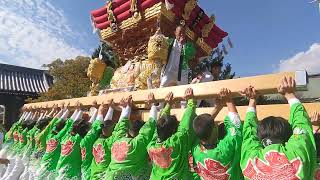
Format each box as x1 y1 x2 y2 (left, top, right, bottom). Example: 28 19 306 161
314 133 320 158
21 119 35 130
193 114 214 141
129 120 145 137
101 120 115 129
72 119 91 138
36 117 52 130
218 123 226 140
52 120 66 135
157 115 178 142
257 116 292 145
21 120 30 129
26 120 36 130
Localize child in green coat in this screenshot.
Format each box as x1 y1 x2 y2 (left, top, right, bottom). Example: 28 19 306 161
147 88 196 180
90 100 125 179
106 94 158 180
191 88 243 180
240 77 317 180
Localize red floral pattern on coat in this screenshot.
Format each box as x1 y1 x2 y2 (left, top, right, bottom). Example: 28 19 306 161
93 143 105 164
61 140 74 156
19 135 24 143
148 146 173 168
243 151 302 180
81 148 86 161
111 141 130 162
13 132 19 142
46 138 58 153
315 168 320 180
194 159 230 180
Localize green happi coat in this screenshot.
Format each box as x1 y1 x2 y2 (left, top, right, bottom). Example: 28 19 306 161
22 126 39 156
4 121 20 143
80 120 102 180
38 118 74 176
106 117 156 180
147 99 196 180
16 128 28 154
56 128 82 179
91 119 128 179
191 113 243 180
4 121 21 152
240 100 317 180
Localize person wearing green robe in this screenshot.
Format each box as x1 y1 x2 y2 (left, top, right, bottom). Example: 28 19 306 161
56 108 91 179
1 111 38 180
311 111 320 179
147 88 196 180
191 88 243 180
90 101 126 179
35 107 75 179
105 94 158 180
0 111 29 179
80 102 110 180
240 77 317 180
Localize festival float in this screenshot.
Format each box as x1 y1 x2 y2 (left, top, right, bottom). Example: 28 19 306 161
88 0 228 94
24 0 319 123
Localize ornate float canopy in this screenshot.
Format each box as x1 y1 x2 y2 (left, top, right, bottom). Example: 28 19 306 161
90 0 228 62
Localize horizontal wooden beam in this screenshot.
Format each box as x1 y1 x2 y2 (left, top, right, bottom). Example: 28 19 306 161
24 72 298 109
141 103 320 127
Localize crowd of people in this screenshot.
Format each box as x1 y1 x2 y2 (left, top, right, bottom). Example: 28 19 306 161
0 76 319 180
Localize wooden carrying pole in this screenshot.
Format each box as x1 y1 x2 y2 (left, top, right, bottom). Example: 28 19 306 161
24 72 301 109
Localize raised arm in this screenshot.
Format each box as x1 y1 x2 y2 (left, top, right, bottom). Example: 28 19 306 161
81 103 106 148
215 88 242 162
279 77 316 149
172 88 197 149
219 88 241 129
311 111 320 134
134 93 158 146
111 97 131 141
159 92 174 118
88 101 99 124
241 86 263 164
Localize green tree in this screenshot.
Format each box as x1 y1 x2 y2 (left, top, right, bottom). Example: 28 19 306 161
33 56 91 102
92 42 119 68
191 52 235 80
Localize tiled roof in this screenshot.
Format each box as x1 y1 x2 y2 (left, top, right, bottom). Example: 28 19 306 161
0 63 53 95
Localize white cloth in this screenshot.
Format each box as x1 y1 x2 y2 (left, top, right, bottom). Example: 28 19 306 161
104 107 114 121
149 105 158 121
160 39 186 87
2 157 24 180
166 39 182 73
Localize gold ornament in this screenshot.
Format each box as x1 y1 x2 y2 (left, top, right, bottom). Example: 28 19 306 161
201 15 215 38
87 58 106 95
107 1 116 23
147 29 169 65
87 58 107 83
182 0 197 20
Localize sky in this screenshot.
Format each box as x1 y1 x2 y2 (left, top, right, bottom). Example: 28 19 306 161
0 0 319 77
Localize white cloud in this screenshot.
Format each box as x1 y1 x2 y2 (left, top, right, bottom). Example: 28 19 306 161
278 43 320 74
0 0 88 69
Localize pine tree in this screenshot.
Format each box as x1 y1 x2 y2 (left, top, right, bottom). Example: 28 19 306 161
91 42 119 68
191 50 235 80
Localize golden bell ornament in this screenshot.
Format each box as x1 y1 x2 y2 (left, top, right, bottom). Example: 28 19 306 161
87 58 107 83
147 29 169 65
